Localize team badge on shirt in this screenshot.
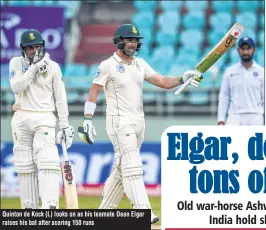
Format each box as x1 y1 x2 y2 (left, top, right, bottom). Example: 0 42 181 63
253 72 258 76
95 68 101 78
116 64 125 73
9 70 16 79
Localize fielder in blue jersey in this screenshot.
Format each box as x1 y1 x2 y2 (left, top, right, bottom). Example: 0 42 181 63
218 37 264 126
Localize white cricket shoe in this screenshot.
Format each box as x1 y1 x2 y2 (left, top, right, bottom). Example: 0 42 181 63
151 213 159 224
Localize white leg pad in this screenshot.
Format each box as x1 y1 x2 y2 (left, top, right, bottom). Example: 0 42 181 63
13 147 39 209
39 169 60 209
34 144 61 209
99 166 124 209
121 147 152 209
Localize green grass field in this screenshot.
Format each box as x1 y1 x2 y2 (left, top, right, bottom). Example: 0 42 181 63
1 196 161 226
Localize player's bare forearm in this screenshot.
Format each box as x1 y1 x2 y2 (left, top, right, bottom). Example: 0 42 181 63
87 83 103 103
146 74 182 89
161 76 182 89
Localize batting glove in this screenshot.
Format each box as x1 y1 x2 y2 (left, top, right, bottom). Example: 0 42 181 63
56 126 75 149
180 70 203 88
78 118 97 144
33 53 50 75
33 49 46 64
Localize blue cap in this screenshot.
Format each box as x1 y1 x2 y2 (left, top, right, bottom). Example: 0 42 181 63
238 36 255 48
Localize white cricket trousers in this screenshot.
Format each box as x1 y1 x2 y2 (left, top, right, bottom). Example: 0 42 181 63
106 115 145 156
226 113 264 125
99 115 154 209
11 110 60 209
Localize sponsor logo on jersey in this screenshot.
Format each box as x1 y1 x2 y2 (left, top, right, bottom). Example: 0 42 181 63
40 65 48 78
230 73 241 77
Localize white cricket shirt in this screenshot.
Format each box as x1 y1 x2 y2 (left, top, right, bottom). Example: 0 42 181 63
93 52 157 118
218 61 264 122
9 55 69 128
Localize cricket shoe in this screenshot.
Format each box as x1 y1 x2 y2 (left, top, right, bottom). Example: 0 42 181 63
151 214 159 224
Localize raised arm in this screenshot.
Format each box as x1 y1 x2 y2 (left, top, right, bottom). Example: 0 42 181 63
9 58 37 94
141 59 202 89
146 71 202 89
145 73 182 89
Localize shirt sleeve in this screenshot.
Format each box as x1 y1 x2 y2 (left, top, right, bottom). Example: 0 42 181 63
9 57 38 94
261 69 265 109
52 63 69 129
92 61 110 86
217 69 231 123
140 59 157 80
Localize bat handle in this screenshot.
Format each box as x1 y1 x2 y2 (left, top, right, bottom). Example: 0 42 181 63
61 133 69 161
174 78 191 96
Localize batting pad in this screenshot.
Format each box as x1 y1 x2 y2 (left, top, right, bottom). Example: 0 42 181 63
121 147 152 209
34 144 61 208
99 167 124 209
13 147 39 209
39 169 60 208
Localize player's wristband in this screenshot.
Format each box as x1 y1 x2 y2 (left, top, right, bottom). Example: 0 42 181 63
178 76 184 85
84 101 96 119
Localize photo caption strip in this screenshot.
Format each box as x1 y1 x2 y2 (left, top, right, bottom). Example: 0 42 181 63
0 209 150 230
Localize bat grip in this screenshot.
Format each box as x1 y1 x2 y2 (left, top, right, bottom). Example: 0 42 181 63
61 131 69 161
174 77 192 96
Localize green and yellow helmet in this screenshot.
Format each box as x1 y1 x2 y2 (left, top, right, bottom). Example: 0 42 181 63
113 24 143 52
20 29 45 48
113 24 143 40
20 29 45 63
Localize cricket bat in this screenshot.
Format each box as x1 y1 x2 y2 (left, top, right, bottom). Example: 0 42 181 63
61 138 79 209
175 23 245 96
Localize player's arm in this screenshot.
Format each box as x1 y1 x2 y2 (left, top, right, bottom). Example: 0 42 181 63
77 84 102 145
259 72 265 125
146 73 202 89
260 73 264 109
85 83 103 118
145 73 181 88
141 59 202 89
53 64 74 149
9 58 38 94
78 62 109 144
217 70 230 125
9 54 50 94
53 64 69 129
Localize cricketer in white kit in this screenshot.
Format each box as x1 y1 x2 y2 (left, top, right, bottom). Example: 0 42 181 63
78 24 203 224
218 37 264 126
9 29 74 209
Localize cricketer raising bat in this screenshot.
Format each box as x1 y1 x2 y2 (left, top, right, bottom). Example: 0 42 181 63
61 136 79 209
175 22 245 96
